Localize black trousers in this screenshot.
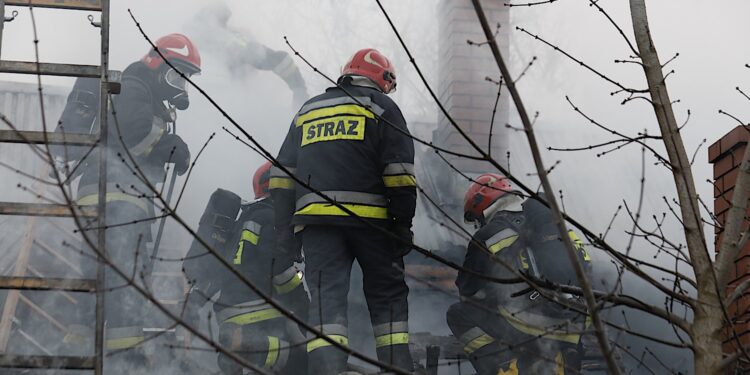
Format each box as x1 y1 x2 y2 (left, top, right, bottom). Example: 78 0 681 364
302 225 413 374
217 317 306 375
447 301 579 375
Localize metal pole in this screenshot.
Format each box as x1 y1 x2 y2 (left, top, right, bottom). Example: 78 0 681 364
148 119 178 280
0 1 6 58
94 1 110 374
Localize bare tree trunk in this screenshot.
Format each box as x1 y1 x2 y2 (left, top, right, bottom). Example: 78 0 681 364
629 1 723 373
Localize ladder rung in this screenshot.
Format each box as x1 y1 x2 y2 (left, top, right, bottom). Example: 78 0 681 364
0 60 99 77
0 354 94 369
5 0 101 11
0 202 96 218
0 130 98 146
0 276 95 292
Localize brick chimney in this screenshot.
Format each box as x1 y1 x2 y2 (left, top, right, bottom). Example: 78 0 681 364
435 0 510 173
709 125 750 355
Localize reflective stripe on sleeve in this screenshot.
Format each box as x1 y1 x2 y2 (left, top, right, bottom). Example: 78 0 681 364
130 117 168 157
273 266 303 294
233 221 261 264
568 230 591 261
383 175 417 188
272 54 297 79
485 228 519 254
269 166 296 190
383 163 416 187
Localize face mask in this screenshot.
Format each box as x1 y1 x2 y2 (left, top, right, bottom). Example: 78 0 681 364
169 91 190 110
163 68 195 110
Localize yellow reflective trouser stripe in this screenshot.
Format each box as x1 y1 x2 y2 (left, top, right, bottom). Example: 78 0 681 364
269 177 294 190
498 359 519 375
383 175 417 188
375 333 409 348
264 336 280 368
555 352 565 375
295 203 388 219
77 192 149 213
306 335 348 352
233 230 260 265
274 272 303 294
224 308 282 325
568 230 591 261
106 336 144 350
499 309 581 344
463 333 494 354
295 104 375 126
489 235 518 254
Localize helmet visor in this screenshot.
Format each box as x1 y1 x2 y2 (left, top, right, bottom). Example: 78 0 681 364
164 68 194 92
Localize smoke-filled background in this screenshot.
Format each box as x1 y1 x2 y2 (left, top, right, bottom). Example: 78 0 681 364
0 0 748 373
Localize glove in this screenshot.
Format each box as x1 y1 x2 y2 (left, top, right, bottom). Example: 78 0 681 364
152 134 191 175
392 225 413 257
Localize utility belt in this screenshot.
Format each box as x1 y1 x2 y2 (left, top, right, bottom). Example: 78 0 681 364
217 300 283 326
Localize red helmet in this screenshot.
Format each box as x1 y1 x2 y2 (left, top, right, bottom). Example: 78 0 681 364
341 48 396 94
253 161 273 199
464 173 513 222
142 33 201 74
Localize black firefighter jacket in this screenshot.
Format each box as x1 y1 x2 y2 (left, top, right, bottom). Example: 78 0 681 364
270 78 417 238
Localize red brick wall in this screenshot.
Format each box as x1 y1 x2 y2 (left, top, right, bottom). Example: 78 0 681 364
709 125 750 353
435 0 509 173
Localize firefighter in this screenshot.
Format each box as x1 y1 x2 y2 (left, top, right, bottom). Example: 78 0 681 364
189 1 309 108
270 48 416 374
447 173 591 374
181 162 308 374
57 34 200 372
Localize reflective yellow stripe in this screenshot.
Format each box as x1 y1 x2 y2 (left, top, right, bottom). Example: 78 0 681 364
233 230 259 265
269 177 294 190
498 359 519 375
489 235 518 254
568 230 591 261
499 309 581 344
306 335 348 352
295 104 374 126
106 336 144 350
233 242 244 265
383 175 417 188
264 336 280 367
77 192 149 213
463 333 494 354
295 203 388 219
224 308 282 325
241 229 259 245
555 352 565 375
274 271 303 294
375 333 409 348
